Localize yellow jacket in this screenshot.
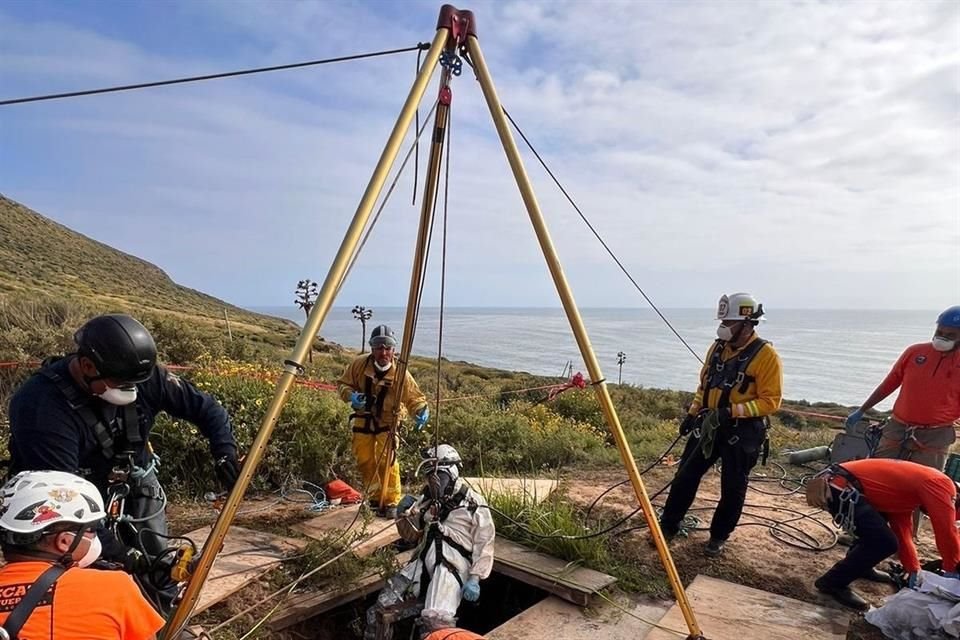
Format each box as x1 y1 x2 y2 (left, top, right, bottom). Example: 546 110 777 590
689 334 783 419
337 355 428 431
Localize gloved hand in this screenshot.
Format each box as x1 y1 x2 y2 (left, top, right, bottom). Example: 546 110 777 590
906 571 919 589
122 547 150 574
397 494 418 516
350 391 367 410
462 575 481 602
679 414 697 436
214 451 241 491
414 406 430 432
845 409 864 434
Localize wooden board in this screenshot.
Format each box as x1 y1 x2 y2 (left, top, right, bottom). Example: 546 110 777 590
269 549 416 630
487 594 670 640
293 505 400 557
493 539 616 607
643 575 850 640
185 524 307 614
463 477 558 505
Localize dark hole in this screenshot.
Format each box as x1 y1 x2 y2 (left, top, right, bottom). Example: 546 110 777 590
289 570 550 639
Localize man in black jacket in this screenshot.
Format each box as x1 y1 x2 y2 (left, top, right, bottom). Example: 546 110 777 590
7 314 240 608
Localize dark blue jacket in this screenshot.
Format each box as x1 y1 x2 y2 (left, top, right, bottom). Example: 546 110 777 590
8 356 236 493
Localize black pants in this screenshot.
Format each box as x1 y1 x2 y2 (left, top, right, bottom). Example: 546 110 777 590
659 418 765 541
818 487 899 588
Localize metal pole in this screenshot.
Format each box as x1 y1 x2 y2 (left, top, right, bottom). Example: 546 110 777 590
465 35 704 639
159 28 450 639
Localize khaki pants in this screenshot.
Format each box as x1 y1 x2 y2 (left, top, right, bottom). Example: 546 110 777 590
873 418 956 470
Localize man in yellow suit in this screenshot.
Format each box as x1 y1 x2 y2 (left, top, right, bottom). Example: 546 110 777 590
659 293 783 557
338 325 429 518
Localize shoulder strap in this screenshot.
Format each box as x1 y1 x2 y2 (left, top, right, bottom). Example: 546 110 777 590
41 368 116 460
716 339 769 410
0 564 66 639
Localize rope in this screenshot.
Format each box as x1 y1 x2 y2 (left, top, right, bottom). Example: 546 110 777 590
500 107 704 365
0 44 431 107
434 99 453 453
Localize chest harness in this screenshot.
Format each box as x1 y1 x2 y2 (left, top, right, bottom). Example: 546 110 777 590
416 485 478 599
696 339 771 462
350 363 393 435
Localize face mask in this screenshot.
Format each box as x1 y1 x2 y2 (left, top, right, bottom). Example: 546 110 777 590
97 386 137 406
717 324 735 342
932 337 957 352
66 532 102 568
373 360 393 373
425 470 453 501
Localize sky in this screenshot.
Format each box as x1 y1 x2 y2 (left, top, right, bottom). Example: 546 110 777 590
1 0 958 311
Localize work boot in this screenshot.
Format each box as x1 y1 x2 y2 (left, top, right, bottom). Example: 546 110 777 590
815 577 869 612
704 538 725 558
649 526 679 548
861 566 897 586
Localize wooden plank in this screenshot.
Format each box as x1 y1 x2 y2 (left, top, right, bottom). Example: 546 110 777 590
293 505 400 557
269 549 416 630
487 595 671 640
643 575 850 640
493 539 616 607
463 477 558 505
185 525 307 614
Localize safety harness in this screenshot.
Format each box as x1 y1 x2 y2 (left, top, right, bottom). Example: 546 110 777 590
350 359 393 435
416 485 477 599
697 338 771 463
39 362 161 523
821 464 864 536
0 564 65 640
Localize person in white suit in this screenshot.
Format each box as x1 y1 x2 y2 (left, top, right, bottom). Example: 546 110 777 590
366 444 496 639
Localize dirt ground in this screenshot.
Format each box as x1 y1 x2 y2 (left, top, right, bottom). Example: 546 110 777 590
562 465 939 640
167 462 944 639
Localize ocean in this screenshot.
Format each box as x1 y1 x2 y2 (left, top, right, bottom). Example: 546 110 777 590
252 307 941 410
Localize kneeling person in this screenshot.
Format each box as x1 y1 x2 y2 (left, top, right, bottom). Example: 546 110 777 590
806 458 960 611
366 445 495 639
0 470 164 639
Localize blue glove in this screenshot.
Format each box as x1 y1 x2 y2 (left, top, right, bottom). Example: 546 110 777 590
397 494 418 515
350 391 366 410
414 406 430 431
845 409 864 434
906 572 918 589
462 575 480 602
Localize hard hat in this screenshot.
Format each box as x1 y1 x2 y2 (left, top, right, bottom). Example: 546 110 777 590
75 314 157 383
937 306 960 329
416 444 463 481
369 325 397 348
0 471 105 544
423 631 485 640
716 293 765 322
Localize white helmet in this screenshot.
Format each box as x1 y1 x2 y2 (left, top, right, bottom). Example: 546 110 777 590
0 471 105 543
416 444 462 482
716 293 765 322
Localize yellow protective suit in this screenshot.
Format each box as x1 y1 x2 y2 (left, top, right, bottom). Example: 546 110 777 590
338 355 427 506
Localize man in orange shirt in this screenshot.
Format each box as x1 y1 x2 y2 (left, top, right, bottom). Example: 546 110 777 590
846 306 960 469
424 630 484 640
806 459 960 610
0 470 164 639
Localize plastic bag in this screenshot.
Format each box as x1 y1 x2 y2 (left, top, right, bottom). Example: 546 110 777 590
865 571 960 639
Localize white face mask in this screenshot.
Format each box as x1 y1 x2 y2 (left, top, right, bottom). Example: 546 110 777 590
717 324 735 342
97 386 137 405
373 360 393 373
932 337 957 352
66 532 102 568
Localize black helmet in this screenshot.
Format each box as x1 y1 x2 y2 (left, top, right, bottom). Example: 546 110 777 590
74 314 157 384
369 325 397 348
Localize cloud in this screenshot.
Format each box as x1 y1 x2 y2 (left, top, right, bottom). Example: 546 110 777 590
0 0 956 309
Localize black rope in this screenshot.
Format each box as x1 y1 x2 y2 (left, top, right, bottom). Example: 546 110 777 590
413 47 424 206
0 43 431 107
501 107 704 365
434 102 453 452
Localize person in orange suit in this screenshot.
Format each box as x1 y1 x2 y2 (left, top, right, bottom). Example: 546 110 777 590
806 458 960 610
423 630 484 640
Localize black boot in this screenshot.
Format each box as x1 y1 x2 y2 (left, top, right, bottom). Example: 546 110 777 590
704 538 725 557
861 566 897 586
814 576 869 611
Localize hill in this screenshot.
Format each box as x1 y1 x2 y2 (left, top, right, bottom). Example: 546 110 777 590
0 194 300 352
